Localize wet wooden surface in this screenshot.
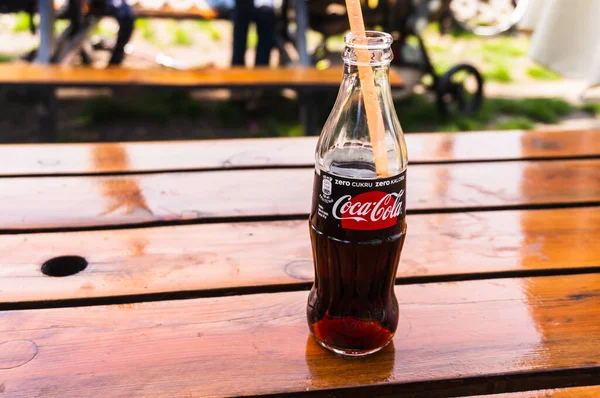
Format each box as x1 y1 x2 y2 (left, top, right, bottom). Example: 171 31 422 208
0 129 597 176
0 207 598 305
0 129 598 397
2 275 600 397
472 386 600 398
0 159 599 231
0 64 403 89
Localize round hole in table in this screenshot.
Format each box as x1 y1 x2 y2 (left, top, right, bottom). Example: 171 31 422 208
41 256 88 277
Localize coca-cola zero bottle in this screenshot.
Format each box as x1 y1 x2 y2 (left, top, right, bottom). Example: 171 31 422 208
308 31 408 356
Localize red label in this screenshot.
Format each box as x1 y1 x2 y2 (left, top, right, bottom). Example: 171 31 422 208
311 169 406 239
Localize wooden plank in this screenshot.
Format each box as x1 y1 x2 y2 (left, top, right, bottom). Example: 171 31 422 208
0 64 403 89
133 5 221 20
0 160 598 231
1 207 598 305
0 129 598 176
470 386 600 398
2 274 600 397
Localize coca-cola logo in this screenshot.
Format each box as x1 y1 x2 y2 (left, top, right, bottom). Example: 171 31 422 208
332 190 404 230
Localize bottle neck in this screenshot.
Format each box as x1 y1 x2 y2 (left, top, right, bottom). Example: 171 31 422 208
342 32 394 67
343 62 391 79
316 59 407 179
341 30 394 99
341 62 393 104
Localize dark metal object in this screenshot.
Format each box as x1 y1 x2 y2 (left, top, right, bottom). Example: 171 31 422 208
436 64 484 115
290 0 487 117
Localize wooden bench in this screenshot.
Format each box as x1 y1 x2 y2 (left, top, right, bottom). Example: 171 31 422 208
0 63 403 90
1 128 599 397
131 3 225 19
0 1 223 19
0 63 404 139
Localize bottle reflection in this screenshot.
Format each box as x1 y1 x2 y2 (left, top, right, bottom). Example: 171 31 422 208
305 335 395 390
92 144 151 275
518 161 600 369
92 145 152 216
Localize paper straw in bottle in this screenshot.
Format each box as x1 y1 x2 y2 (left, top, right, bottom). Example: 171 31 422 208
345 0 389 176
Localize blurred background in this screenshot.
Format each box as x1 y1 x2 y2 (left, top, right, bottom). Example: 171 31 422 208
0 0 599 143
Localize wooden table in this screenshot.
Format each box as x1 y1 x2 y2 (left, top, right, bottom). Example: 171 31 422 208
1 128 600 397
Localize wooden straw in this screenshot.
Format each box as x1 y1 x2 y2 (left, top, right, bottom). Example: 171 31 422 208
345 0 389 176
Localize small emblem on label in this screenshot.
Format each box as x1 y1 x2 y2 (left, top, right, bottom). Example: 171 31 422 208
322 178 332 196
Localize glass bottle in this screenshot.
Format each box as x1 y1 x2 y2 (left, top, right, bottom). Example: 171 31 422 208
307 31 408 356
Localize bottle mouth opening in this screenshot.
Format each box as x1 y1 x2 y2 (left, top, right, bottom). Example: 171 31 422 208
344 31 393 50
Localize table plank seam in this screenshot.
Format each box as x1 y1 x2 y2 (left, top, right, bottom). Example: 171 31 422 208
4 266 600 312
248 367 600 398
0 153 600 179
1 154 600 178
1 203 598 235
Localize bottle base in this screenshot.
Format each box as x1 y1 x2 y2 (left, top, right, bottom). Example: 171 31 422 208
312 335 392 357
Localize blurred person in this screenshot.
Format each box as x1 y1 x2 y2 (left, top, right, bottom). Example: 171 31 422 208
62 0 84 34
63 0 135 66
231 0 276 66
102 0 136 65
205 0 235 13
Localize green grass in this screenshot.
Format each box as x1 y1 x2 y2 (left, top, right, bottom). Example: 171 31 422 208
80 92 204 124
406 36 420 47
432 59 453 76
580 102 600 116
481 39 527 58
426 32 526 84
483 64 513 83
426 43 446 54
397 95 492 132
78 91 305 135
526 65 562 81
172 27 193 46
447 26 479 40
79 91 580 136
252 117 304 137
202 102 244 127
13 12 30 33
135 18 155 42
80 97 170 124
421 24 543 86
93 22 115 37
54 20 69 34
394 94 489 132
0 53 16 63
247 27 258 49
196 20 221 41
394 95 576 132
490 97 573 123
493 117 535 130
326 33 345 49
79 92 247 127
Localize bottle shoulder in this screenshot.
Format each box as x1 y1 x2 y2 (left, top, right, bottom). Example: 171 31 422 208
315 141 407 179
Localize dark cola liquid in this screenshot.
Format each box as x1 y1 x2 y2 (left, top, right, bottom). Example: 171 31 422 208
307 165 407 355
307 224 406 355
